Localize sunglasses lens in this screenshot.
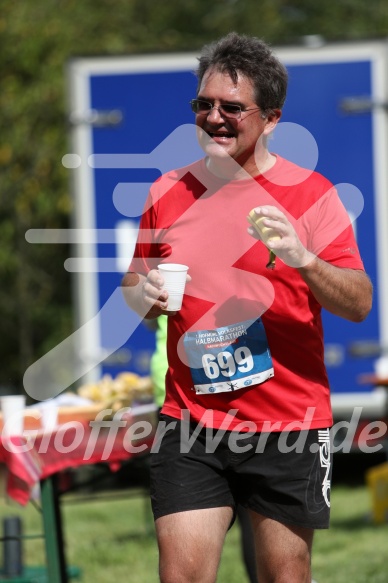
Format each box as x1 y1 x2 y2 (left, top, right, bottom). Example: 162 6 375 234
191 100 211 113
220 104 241 117
190 100 242 118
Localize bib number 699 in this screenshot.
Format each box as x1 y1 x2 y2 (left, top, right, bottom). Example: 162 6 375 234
201 347 254 379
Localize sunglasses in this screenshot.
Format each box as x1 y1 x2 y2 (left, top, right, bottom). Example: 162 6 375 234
190 99 261 120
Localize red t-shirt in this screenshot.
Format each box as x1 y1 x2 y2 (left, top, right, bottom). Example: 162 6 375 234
130 156 364 431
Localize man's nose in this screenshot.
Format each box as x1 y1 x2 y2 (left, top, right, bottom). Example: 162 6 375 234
207 105 224 122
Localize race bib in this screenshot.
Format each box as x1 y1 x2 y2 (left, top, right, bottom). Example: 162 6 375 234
184 319 274 395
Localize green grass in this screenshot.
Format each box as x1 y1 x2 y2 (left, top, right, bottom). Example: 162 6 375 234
0 481 387 582
312 485 388 583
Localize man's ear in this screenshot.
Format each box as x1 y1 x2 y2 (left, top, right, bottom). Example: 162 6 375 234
264 108 282 135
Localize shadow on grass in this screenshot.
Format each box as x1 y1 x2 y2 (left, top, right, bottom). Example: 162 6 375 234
114 530 155 542
329 513 387 531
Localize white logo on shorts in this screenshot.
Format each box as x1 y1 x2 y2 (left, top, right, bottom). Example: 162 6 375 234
318 429 331 508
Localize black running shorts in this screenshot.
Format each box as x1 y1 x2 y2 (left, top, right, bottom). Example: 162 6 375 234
150 414 332 530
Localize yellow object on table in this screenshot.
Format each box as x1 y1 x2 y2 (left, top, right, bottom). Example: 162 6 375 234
77 372 153 411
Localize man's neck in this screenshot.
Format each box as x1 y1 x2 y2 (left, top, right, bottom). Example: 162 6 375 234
205 151 276 180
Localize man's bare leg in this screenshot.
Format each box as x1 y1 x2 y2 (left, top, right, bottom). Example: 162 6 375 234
155 506 233 583
250 512 314 583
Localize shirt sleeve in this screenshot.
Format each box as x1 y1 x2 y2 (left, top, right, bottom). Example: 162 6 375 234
306 186 365 270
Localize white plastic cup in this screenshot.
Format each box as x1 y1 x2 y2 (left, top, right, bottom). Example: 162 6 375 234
39 401 59 433
158 263 189 311
1 395 26 436
165 293 185 311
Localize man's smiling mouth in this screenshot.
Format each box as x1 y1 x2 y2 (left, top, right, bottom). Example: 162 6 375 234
208 131 235 140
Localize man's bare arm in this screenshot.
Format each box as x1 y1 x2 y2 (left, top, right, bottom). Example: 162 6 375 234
298 259 373 322
247 205 373 323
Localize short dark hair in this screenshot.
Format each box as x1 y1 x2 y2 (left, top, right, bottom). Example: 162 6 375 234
196 32 288 112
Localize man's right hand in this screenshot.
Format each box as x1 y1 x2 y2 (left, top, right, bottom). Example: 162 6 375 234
140 269 171 317
121 269 180 318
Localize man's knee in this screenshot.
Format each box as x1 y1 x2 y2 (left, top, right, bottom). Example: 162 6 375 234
159 556 217 583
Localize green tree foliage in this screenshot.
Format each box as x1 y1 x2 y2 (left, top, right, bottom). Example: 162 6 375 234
1 0 387 391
